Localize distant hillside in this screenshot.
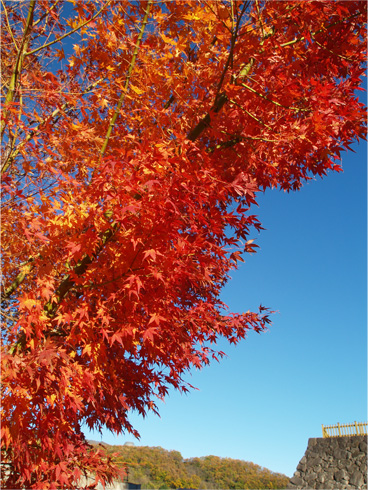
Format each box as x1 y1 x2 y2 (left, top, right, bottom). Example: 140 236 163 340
89 442 289 489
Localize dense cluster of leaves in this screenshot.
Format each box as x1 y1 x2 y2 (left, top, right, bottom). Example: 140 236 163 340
1 0 366 487
95 442 290 489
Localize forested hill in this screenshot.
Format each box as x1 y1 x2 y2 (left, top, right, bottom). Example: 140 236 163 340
89 442 289 489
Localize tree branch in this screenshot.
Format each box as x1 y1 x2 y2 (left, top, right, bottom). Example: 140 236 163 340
1 0 20 52
98 0 152 161
1 75 111 175
240 82 309 112
2 256 38 302
43 2 152 319
187 93 228 142
1 0 36 141
44 223 120 318
32 0 63 28
25 0 113 57
280 12 362 48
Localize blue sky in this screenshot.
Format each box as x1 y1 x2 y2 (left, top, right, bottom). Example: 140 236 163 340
84 118 367 478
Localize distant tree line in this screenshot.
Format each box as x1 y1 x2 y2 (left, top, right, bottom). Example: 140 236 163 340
98 444 289 489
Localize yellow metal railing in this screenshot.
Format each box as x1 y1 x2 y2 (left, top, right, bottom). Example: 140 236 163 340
322 421 368 438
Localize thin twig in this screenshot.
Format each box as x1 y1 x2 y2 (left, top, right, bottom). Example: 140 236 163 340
42 1 153 320
1 0 36 140
1 74 112 175
229 98 273 130
1 0 20 51
240 82 309 112
280 12 362 48
25 0 113 57
32 0 62 28
98 0 153 161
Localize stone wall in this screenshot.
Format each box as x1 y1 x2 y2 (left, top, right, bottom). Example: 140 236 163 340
288 435 367 489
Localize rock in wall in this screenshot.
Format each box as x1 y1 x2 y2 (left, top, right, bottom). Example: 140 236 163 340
288 435 367 489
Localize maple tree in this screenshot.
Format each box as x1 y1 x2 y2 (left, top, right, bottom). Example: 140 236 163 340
1 0 366 487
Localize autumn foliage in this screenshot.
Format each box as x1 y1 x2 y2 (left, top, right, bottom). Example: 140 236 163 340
97 443 290 489
1 0 366 487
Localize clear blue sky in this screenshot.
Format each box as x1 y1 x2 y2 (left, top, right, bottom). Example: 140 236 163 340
83 123 367 478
